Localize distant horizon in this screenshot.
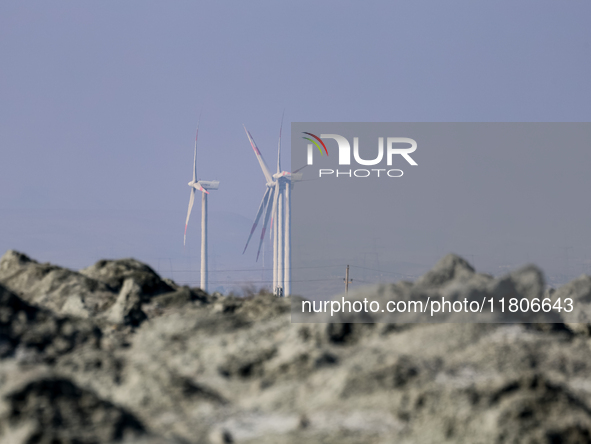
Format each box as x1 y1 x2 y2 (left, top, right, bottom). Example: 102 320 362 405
1 205 586 294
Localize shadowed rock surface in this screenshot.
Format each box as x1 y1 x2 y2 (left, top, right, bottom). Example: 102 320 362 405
2 377 144 443
0 282 100 362
1 250 591 443
79 258 175 298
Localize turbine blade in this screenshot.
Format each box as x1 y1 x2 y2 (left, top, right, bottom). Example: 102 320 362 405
184 188 196 246
277 111 284 174
243 125 273 183
195 182 210 194
193 134 199 182
193 115 201 182
256 186 276 261
243 188 271 254
292 164 307 174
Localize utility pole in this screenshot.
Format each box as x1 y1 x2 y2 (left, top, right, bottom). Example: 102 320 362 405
344 265 353 294
564 246 573 283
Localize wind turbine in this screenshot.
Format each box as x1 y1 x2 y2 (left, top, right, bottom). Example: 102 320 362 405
184 125 219 292
243 116 298 296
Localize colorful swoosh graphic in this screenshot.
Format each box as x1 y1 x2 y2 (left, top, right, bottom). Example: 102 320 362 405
302 132 328 156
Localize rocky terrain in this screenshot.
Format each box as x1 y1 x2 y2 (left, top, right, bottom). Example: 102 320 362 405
1 250 591 443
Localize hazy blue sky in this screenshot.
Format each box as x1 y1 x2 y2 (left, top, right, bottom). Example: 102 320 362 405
1 1 590 292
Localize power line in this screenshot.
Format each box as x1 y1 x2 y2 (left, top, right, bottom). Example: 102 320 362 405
348 265 406 276
154 264 345 273
178 278 339 285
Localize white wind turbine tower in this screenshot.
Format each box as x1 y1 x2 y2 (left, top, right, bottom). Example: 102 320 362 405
184 125 219 292
242 117 298 296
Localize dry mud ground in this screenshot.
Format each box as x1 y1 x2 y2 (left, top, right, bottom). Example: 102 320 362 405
1 250 591 443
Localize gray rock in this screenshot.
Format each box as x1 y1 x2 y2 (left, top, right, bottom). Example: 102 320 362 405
552 274 591 334
104 279 147 327
0 282 100 363
2 250 591 443
414 253 476 289
80 258 174 298
0 376 145 443
0 250 117 318
0 251 206 328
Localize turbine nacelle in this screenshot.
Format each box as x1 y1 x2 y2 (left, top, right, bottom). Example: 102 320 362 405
272 171 289 180
188 180 219 193
197 180 220 191
272 172 302 182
